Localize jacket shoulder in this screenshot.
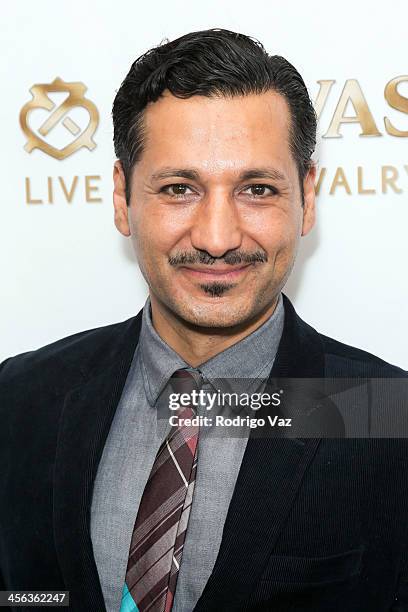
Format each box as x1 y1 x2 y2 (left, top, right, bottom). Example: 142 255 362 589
319 332 407 377
0 315 141 397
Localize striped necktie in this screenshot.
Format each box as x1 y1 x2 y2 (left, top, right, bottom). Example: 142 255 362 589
119 368 201 612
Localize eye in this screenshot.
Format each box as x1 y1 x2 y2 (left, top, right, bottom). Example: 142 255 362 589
242 184 279 198
159 183 195 198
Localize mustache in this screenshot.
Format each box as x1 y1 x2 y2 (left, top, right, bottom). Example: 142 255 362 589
168 249 268 266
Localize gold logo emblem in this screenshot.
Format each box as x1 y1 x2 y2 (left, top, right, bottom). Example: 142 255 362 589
19 77 99 160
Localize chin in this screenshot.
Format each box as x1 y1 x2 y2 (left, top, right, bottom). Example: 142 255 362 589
172 298 254 329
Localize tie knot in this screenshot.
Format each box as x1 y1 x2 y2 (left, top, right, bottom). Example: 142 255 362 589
170 368 202 396
168 369 202 420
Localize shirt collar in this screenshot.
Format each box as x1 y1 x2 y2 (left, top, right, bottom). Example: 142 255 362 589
139 293 284 406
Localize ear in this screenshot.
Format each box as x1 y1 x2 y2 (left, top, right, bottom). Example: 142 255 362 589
113 160 131 237
301 163 316 237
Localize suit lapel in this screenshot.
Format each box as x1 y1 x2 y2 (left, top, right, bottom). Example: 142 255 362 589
53 313 142 612
193 294 325 611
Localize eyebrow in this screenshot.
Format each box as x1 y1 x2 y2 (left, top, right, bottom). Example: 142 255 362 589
150 166 288 183
239 168 287 182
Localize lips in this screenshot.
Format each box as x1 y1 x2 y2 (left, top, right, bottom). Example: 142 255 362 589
179 263 253 280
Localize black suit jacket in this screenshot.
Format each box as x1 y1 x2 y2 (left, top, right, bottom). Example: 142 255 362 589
1 294 408 612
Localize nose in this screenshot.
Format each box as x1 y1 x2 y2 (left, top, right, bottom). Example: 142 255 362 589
190 192 243 258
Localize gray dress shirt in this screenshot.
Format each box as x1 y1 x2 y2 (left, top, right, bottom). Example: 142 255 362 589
90 293 284 612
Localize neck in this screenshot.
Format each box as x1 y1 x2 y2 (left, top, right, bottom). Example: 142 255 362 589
149 294 279 367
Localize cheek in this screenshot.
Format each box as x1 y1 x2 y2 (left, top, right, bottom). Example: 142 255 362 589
248 211 300 255
131 204 190 261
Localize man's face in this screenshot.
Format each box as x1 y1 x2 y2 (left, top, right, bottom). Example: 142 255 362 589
114 90 315 328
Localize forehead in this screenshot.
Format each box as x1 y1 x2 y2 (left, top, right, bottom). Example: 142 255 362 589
138 90 294 177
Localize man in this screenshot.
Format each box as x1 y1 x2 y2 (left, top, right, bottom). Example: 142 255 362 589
1 28 408 612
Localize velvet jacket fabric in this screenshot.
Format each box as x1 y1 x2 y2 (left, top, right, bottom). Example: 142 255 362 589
1 294 408 612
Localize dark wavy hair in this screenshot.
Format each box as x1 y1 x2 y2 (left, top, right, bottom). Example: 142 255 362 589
112 28 317 205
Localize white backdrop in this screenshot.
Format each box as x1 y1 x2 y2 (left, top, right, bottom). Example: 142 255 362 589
1 0 407 368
